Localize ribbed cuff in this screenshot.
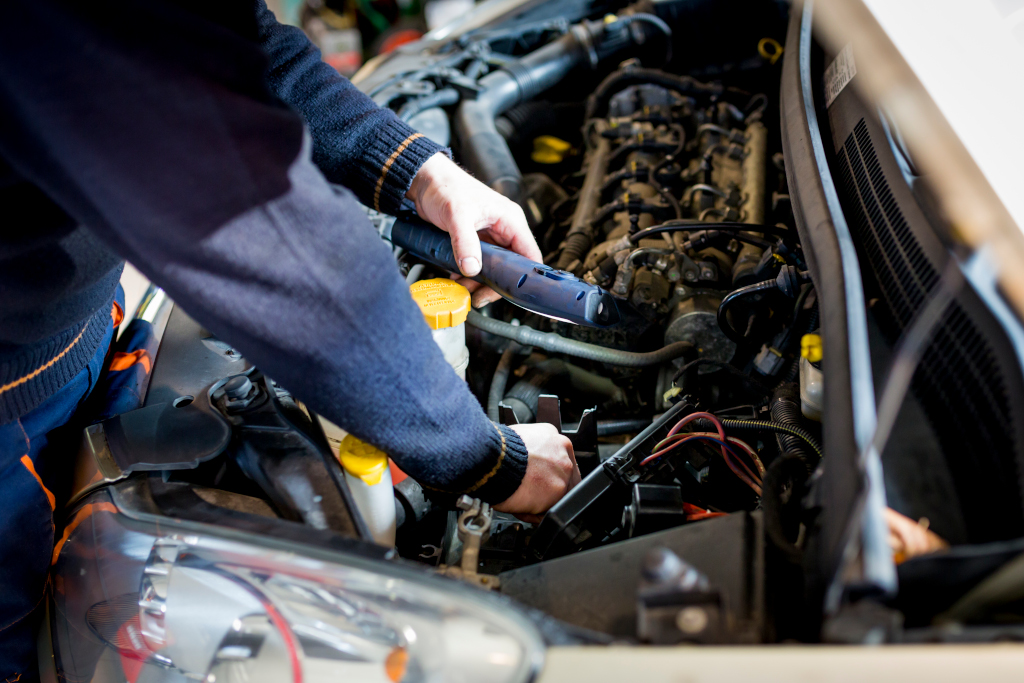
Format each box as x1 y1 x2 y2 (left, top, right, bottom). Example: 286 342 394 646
459 423 529 505
348 116 448 214
0 297 114 425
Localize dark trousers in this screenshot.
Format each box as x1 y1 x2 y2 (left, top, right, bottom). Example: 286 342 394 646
0 315 115 683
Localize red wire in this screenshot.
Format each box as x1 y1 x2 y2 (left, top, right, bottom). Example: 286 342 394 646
668 411 724 438
222 571 303 683
724 435 765 477
647 432 762 483
642 434 762 494
668 411 732 469
262 597 303 683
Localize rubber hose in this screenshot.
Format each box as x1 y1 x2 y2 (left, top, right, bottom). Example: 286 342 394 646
761 453 809 564
487 343 519 422
771 383 815 468
468 310 692 367
596 418 652 436
717 279 780 345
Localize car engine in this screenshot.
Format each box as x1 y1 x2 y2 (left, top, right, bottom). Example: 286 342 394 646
357 0 827 641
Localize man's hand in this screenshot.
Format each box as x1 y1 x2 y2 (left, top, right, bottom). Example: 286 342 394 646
406 153 542 307
494 423 580 523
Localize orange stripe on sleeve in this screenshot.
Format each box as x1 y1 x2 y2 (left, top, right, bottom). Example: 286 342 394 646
111 300 125 328
51 502 118 565
20 455 55 511
0 321 89 397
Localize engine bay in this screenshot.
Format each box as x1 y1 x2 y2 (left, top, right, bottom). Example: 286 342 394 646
354 0 1024 643
366 0 823 641
66 0 1024 655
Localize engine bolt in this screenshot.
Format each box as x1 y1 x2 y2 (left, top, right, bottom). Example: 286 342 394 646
223 375 253 400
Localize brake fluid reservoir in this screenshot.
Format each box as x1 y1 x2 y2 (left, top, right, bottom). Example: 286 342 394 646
410 278 471 379
338 435 396 546
800 333 824 421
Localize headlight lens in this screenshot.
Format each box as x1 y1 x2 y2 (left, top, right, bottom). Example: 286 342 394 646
54 494 544 683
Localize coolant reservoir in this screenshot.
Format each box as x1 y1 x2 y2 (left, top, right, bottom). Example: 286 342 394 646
410 278 471 379
800 333 824 421
337 434 396 546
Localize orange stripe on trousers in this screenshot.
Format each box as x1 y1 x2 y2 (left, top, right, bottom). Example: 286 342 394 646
51 503 118 565
20 455 55 511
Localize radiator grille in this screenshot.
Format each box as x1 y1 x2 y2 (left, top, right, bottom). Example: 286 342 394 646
835 119 1022 539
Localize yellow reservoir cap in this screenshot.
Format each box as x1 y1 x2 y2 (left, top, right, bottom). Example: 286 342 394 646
801 333 823 363
531 135 573 164
337 435 388 486
410 278 471 330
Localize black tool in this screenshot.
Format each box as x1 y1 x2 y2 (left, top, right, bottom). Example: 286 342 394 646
384 214 620 328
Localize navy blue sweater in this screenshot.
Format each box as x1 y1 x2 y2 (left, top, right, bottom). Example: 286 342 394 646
0 0 527 503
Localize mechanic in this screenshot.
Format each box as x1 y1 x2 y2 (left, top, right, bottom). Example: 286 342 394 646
0 1 580 678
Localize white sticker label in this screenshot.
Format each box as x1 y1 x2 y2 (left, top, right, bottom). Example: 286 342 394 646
824 43 857 107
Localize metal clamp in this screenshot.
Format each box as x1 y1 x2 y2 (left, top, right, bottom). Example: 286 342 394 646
440 495 499 589
457 495 493 577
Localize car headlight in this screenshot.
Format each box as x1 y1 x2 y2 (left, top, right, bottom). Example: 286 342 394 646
54 493 544 683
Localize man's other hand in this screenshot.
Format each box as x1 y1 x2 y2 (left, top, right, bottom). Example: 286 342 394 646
494 423 580 523
406 153 542 307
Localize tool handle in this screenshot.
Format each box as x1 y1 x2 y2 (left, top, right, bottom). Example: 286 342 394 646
388 215 619 327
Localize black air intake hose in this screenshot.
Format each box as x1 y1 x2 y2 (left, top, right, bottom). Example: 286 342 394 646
454 16 656 204
487 342 520 422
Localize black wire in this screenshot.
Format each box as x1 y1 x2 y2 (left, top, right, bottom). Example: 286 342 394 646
684 230 775 252
761 453 810 564
630 221 794 243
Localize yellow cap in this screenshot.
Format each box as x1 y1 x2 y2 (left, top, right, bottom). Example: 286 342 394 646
410 278 471 330
337 434 389 485
801 333 823 364
531 136 573 164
